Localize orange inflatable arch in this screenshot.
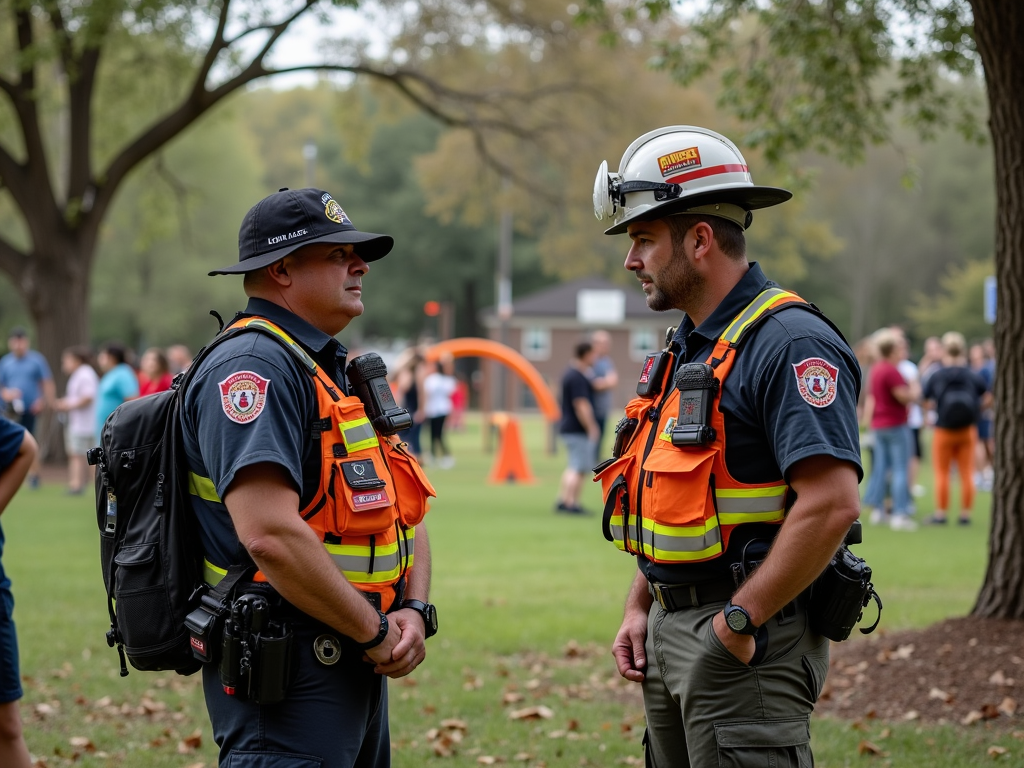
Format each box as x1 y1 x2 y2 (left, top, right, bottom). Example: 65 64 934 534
424 338 560 422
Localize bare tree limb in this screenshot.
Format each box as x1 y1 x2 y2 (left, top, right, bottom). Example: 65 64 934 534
0 233 28 281
44 2 74 73
194 0 234 94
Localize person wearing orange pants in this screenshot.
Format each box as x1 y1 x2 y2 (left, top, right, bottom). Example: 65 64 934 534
931 426 977 524
922 332 990 525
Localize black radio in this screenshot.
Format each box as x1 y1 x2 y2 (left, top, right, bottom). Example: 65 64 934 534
670 363 719 447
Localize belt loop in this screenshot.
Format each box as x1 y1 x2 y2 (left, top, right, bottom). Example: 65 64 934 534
689 585 699 607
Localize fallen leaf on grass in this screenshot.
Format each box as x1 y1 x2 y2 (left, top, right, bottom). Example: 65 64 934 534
858 740 885 756
964 711 985 725
177 729 203 753
999 697 1017 716
990 671 1016 686
509 706 554 721
477 757 498 765
440 719 469 731
184 764 207 768
929 687 954 704
513 753 533 761
987 746 1008 758
879 728 891 740
502 692 525 705
69 737 95 752
564 640 582 658
902 710 919 721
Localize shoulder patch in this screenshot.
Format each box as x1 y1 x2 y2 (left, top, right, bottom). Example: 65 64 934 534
792 357 839 408
219 371 270 424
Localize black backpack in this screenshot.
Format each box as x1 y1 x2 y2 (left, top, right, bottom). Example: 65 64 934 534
90 325 256 676
935 368 980 429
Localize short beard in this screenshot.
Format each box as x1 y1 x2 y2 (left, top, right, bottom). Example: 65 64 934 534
644 238 705 312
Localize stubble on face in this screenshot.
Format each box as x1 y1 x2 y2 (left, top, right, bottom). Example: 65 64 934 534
641 237 705 312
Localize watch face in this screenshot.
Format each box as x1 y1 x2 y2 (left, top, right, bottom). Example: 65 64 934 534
726 609 748 632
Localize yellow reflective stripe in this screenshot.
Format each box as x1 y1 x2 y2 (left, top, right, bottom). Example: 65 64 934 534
721 288 797 344
204 558 227 586
189 472 221 503
718 510 786 525
341 417 379 451
240 318 318 372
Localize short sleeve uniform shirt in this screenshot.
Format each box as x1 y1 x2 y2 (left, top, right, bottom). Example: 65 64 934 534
639 263 863 584
182 298 349 571
0 417 26 590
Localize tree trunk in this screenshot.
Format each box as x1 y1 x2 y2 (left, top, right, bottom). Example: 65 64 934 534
970 0 1024 620
17 235 93 464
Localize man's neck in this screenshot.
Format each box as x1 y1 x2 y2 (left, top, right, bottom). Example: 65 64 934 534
681 258 749 327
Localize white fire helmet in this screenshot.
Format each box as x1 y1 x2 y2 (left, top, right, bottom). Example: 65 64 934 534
594 126 792 235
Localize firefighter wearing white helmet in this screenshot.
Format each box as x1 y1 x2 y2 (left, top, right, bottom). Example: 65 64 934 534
595 126 865 767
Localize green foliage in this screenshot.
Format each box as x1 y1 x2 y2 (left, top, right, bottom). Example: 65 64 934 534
907 258 994 343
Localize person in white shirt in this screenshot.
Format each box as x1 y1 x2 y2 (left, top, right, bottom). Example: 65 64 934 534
423 357 457 468
895 332 926 500
54 347 99 494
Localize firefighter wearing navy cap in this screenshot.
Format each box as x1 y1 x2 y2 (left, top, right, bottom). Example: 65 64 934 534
185 187 438 768
593 127 863 766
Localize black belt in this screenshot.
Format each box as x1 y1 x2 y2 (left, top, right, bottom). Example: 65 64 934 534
232 576 407 616
648 579 735 611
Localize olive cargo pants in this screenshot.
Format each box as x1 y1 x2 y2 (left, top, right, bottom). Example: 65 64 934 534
641 598 829 767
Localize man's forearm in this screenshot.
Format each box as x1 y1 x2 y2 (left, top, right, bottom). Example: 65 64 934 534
403 523 431 603
0 432 36 512
625 567 653 616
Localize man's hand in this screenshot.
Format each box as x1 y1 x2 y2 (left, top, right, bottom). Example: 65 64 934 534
364 618 402 669
1 387 20 403
711 611 755 665
612 609 648 682
369 608 426 678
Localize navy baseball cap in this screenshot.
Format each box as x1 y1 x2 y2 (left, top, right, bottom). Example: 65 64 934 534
210 187 394 275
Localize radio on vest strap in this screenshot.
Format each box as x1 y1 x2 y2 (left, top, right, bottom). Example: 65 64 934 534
636 351 670 398
346 353 413 435
612 416 639 458
670 363 719 447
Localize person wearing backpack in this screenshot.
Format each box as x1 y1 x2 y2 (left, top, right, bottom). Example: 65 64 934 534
187 188 437 768
922 331 990 525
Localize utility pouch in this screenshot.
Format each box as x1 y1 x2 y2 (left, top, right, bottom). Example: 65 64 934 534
184 597 225 665
670 363 719 447
636 352 670 398
808 545 882 642
611 417 639 458
249 629 294 705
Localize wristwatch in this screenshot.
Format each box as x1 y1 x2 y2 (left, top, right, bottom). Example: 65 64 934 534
723 600 759 636
356 609 390 650
400 599 439 639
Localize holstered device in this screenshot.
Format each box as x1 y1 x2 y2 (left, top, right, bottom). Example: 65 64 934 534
808 521 882 641
635 351 670 398
611 417 639 458
346 353 413 435
670 363 719 447
218 593 294 704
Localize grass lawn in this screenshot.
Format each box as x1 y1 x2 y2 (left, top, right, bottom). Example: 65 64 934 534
3 414 1018 767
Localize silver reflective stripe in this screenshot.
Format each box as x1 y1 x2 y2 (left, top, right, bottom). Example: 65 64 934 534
721 287 788 343
647 526 722 554
328 549 402 576
714 493 786 514
343 421 376 446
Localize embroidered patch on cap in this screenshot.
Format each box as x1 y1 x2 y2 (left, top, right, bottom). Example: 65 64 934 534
219 371 270 424
321 192 351 225
792 358 839 408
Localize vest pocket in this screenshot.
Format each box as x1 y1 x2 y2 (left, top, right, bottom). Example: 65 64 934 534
639 446 719 562
594 454 636 552
330 457 397 536
387 442 436 527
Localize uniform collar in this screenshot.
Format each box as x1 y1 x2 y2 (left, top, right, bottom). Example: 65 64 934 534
671 262 773 355
243 298 349 383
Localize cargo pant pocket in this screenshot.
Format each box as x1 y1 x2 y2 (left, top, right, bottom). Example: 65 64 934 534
714 716 812 768
802 646 830 702
222 751 323 768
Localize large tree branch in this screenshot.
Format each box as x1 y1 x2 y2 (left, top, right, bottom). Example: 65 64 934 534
12 4 56 205
194 0 234 95
0 233 28 281
45 2 74 74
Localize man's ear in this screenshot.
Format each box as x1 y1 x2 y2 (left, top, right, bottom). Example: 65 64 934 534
266 257 292 287
691 221 714 261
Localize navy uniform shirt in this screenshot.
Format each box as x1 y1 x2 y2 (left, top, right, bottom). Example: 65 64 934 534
182 298 349 571
639 262 863 585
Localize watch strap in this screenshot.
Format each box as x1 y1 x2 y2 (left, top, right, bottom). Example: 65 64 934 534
356 610 389 650
400 599 437 639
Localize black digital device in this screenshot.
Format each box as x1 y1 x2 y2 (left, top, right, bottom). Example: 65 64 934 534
345 353 413 436
636 351 670 398
670 363 719 447
612 417 639 458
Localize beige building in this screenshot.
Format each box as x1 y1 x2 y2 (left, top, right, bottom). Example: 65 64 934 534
480 276 674 417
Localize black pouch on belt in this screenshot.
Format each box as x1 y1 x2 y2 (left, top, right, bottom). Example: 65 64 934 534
184 563 255 665
249 624 294 705
808 544 882 641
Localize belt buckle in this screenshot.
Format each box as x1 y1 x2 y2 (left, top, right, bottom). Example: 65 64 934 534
650 583 674 611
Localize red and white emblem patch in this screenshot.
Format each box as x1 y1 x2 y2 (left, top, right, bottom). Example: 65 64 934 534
792 358 839 408
219 371 270 424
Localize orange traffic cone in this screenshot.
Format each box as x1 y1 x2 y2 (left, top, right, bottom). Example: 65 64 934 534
488 414 535 484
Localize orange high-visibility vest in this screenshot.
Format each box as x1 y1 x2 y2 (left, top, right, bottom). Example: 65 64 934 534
201 317 435 611
596 288 809 564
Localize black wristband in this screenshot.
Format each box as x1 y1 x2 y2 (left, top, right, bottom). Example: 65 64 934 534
356 610 389 651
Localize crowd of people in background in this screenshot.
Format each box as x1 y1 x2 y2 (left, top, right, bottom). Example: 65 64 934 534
0 329 195 494
859 326 995 532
